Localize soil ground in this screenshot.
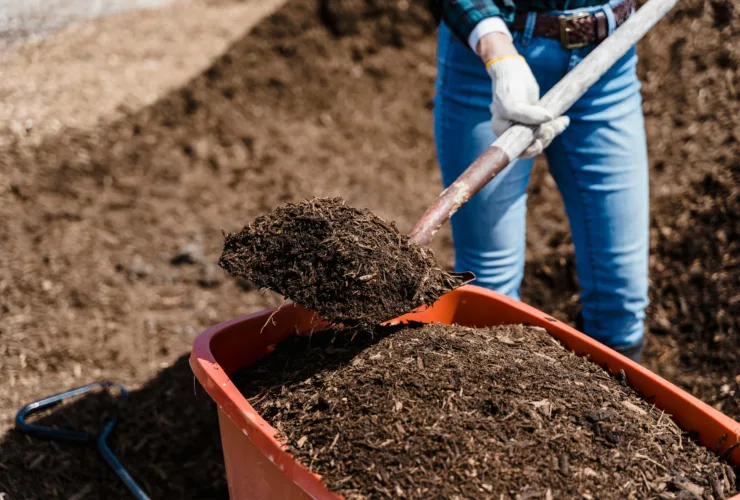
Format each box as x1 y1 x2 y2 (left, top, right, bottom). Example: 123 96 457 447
0 0 737 498
237 322 737 499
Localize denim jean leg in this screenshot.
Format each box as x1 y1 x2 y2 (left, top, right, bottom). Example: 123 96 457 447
545 47 649 349
434 23 535 300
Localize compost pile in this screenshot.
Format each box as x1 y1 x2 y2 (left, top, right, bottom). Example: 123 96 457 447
237 323 737 499
219 197 462 325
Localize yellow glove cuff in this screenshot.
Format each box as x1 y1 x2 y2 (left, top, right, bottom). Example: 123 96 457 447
484 54 525 70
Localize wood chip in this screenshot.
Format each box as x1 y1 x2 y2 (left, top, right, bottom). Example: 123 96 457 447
533 351 557 363
682 481 704 497
29 454 45 469
582 467 599 478
530 399 553 418
329 433 340 450
558 455 569 476
497 334 516 345
68 484 93 500
634 453 668 472
711 478 725 499
622 400 647 415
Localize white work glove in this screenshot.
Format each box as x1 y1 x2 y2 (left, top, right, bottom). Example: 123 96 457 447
486 55 570 158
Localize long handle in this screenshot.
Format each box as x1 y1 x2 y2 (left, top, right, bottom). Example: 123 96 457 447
409 0 680 246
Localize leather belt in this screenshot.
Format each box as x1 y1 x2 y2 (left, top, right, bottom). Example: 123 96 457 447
509 0 634 49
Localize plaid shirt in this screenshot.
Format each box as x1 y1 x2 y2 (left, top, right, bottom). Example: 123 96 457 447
432 0 609 46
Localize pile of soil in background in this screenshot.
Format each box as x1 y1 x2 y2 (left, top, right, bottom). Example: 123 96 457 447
0 356 227 498
0 1 449 496
219 197 462 325
0 0 443 435
237 323 738 499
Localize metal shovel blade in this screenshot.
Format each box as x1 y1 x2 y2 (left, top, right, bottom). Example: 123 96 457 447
450 271 476 289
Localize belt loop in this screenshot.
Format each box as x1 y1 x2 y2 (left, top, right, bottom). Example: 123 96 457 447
521 12 537 47
602 3 617 34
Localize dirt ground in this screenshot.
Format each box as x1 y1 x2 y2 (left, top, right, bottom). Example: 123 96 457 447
0 0 737 498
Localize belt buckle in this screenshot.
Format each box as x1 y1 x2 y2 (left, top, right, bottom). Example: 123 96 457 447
559 12 590 49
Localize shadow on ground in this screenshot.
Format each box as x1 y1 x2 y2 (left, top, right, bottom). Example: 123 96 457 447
1 0 738 496
0 356 227 499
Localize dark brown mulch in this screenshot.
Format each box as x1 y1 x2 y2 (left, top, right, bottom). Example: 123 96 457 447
219 197 462 325
236 323 738 499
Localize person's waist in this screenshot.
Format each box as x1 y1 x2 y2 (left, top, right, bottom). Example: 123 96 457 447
508 0 634 48
509 0 628 16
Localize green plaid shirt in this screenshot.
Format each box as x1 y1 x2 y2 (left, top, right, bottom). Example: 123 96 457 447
432 0 609 45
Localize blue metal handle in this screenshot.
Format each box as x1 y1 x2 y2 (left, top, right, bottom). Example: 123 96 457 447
98 419 150 500
15 381 149 500
15 381 127 442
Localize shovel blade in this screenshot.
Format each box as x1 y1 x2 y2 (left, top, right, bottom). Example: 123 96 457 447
450 271 476 288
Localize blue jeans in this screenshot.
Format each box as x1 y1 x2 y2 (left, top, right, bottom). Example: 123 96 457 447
433 3 649 350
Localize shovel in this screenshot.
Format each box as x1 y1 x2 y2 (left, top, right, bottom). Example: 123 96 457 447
220 0 680 326
409 0 679 262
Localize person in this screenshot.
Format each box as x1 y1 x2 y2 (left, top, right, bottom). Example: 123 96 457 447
432 0 648 362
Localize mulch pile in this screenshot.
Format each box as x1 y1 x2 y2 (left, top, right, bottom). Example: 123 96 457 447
237 323 737 499
219 197 462 325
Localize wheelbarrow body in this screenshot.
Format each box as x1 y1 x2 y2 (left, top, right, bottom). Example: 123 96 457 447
190 285 740 500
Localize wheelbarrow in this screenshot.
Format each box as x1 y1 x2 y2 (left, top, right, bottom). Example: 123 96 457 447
191 285 740 499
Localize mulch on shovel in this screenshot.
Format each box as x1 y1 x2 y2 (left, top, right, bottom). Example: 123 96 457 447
236 323 737 499
219 197 463 326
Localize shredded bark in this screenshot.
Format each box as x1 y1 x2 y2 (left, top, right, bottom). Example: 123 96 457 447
236 323 738 499
219 197 462 325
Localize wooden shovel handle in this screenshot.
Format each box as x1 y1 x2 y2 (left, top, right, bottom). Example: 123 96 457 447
409 145 511 246
409 0 680 247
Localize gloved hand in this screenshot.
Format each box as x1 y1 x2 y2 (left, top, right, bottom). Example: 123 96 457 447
486 55 570 158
